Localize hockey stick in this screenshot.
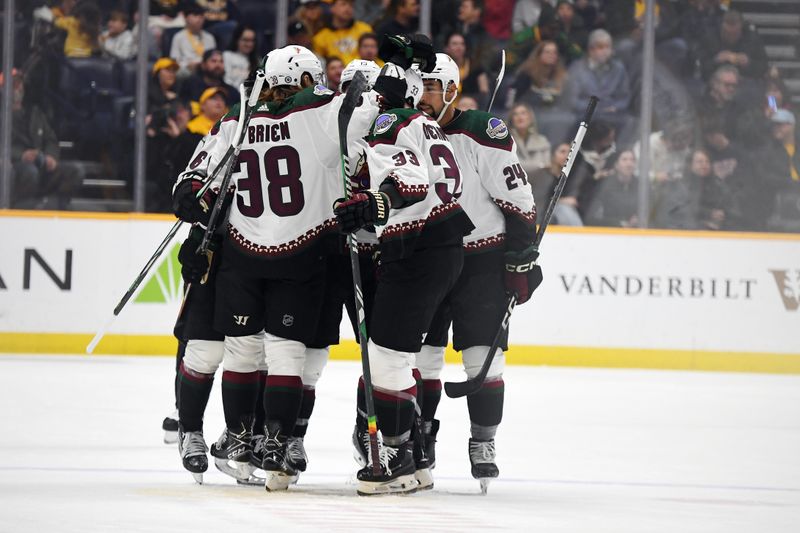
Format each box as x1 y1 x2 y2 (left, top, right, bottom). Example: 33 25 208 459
338 71 381 475
85 78 261 354
198 70 266 254
486 50 506 114
444 96 599 399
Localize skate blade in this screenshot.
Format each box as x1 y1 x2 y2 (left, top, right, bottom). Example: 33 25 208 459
191 472 204 485
237 467 266 486
213 457 253 481
479 478 492 494
414 468 434 491
356 474 419 496
163 430 178 444
264 471 293 492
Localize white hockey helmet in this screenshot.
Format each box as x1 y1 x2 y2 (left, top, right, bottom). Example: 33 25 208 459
261 45 324 89
420 53 460 93
340 59 381 91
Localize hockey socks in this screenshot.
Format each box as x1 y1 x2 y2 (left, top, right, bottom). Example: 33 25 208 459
253 371 268 434
177 361 214 432
358 377 417 443
221 370 258 431
263 375 303 435
293 387 316 439
421 379 442 422
467 376 504 439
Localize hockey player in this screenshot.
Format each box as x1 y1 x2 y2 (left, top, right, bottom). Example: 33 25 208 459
339 59 381 92
174 45 381 492
334 64 475 496
415 53 543 492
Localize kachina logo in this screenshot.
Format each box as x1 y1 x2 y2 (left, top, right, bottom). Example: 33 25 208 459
769 269 800 311
134 243 182 304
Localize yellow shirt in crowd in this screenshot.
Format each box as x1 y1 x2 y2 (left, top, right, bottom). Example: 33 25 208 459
312 21 373 65
54 16 97 58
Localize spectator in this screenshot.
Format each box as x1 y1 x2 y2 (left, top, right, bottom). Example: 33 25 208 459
223 24 258 88
585 150 642 228
754 110 800 223
357 33 382 65
509 4 582 69
444 32 490 108
555 0 588 51
100 10 136 60
186 86 228 135
574 0 601 31
5 69 80 209
697 65 765 149
455 0 494 70
529 143 571 218
197 0 241 50
53 0 101 58
509 103 551 175
287 20 313 49
312 0 373 65
179 49 239 112
458 95 479 110
169 3 216 75
295 0 326 36
633 118 693 183
481 0 514 42
679 0 724 73
148 57 180 112
699 10 768 81
146 99 197 212
615 0 687 75
685 148 735 230
375 0 419 38
564 120 617 220
512 40 567 108
564 29 631 133
512 0 548 34
325 57 345 91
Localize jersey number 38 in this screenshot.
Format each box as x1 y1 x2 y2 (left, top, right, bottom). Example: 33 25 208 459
235 146 305 218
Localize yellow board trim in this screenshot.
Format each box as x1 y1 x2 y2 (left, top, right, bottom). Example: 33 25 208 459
2 333 799 375
3 210 800 241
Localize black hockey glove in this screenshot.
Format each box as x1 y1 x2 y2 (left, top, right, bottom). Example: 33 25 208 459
334 191 391 233
178 227 214 284
373 63 408 111
172 178 214 226
377 34 436 72
504 246 543 305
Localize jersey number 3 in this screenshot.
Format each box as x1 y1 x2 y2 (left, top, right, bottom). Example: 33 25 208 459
236 146 305 218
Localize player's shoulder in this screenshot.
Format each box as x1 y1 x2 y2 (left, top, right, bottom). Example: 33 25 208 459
209 104 241 135
287 84 338 109
446 109 514 151
368 107 425 141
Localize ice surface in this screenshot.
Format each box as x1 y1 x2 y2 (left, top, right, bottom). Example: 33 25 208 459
1 355 798 532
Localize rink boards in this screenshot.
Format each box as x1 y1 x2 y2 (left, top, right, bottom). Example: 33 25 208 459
0 210 799 373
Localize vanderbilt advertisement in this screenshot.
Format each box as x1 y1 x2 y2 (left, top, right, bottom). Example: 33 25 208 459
0 214 798 368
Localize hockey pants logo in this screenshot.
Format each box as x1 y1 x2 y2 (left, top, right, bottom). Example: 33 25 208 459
233 315 250 326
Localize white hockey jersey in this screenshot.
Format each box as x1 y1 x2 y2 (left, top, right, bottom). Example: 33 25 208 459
176 84 378 264
442 110 536 253
364 108 474 261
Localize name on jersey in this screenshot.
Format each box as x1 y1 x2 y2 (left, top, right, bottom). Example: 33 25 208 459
422 123 448 141
248 121 291 144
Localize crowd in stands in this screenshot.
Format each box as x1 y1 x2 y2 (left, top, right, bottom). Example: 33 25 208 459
3 0 798 232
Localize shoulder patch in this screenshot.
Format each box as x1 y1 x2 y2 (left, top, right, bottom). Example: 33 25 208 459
374 113 398 135
486 117 509 140
313 84 334 96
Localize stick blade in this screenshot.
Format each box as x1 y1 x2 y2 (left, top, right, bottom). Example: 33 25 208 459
443 378 481 399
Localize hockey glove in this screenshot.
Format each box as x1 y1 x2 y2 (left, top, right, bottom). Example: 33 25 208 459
377 34 436 72
334 191 391 233
178 226 215 284
504 246 543 305
172 178 214 226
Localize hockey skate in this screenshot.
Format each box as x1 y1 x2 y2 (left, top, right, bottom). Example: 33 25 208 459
352 424 368 468
356 438 418 496
469 438 499 494
210 424 253 482
412 417 433 491
162 410 179 444
236 434 266 486
424 419 440 469
285 436 307 485
178 429 208 484
261 423 297 492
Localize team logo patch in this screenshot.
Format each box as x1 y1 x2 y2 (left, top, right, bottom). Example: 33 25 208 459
282 314 294 327
374 113 397 135
313 84 334 96
486 117 509 139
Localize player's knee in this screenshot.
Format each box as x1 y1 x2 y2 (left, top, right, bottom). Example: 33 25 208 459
416 344 445 380
222 333 264 373
462 346 505 379
303 347 330 388
183 339 224 374
368 339 416 391
264 333 305 377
